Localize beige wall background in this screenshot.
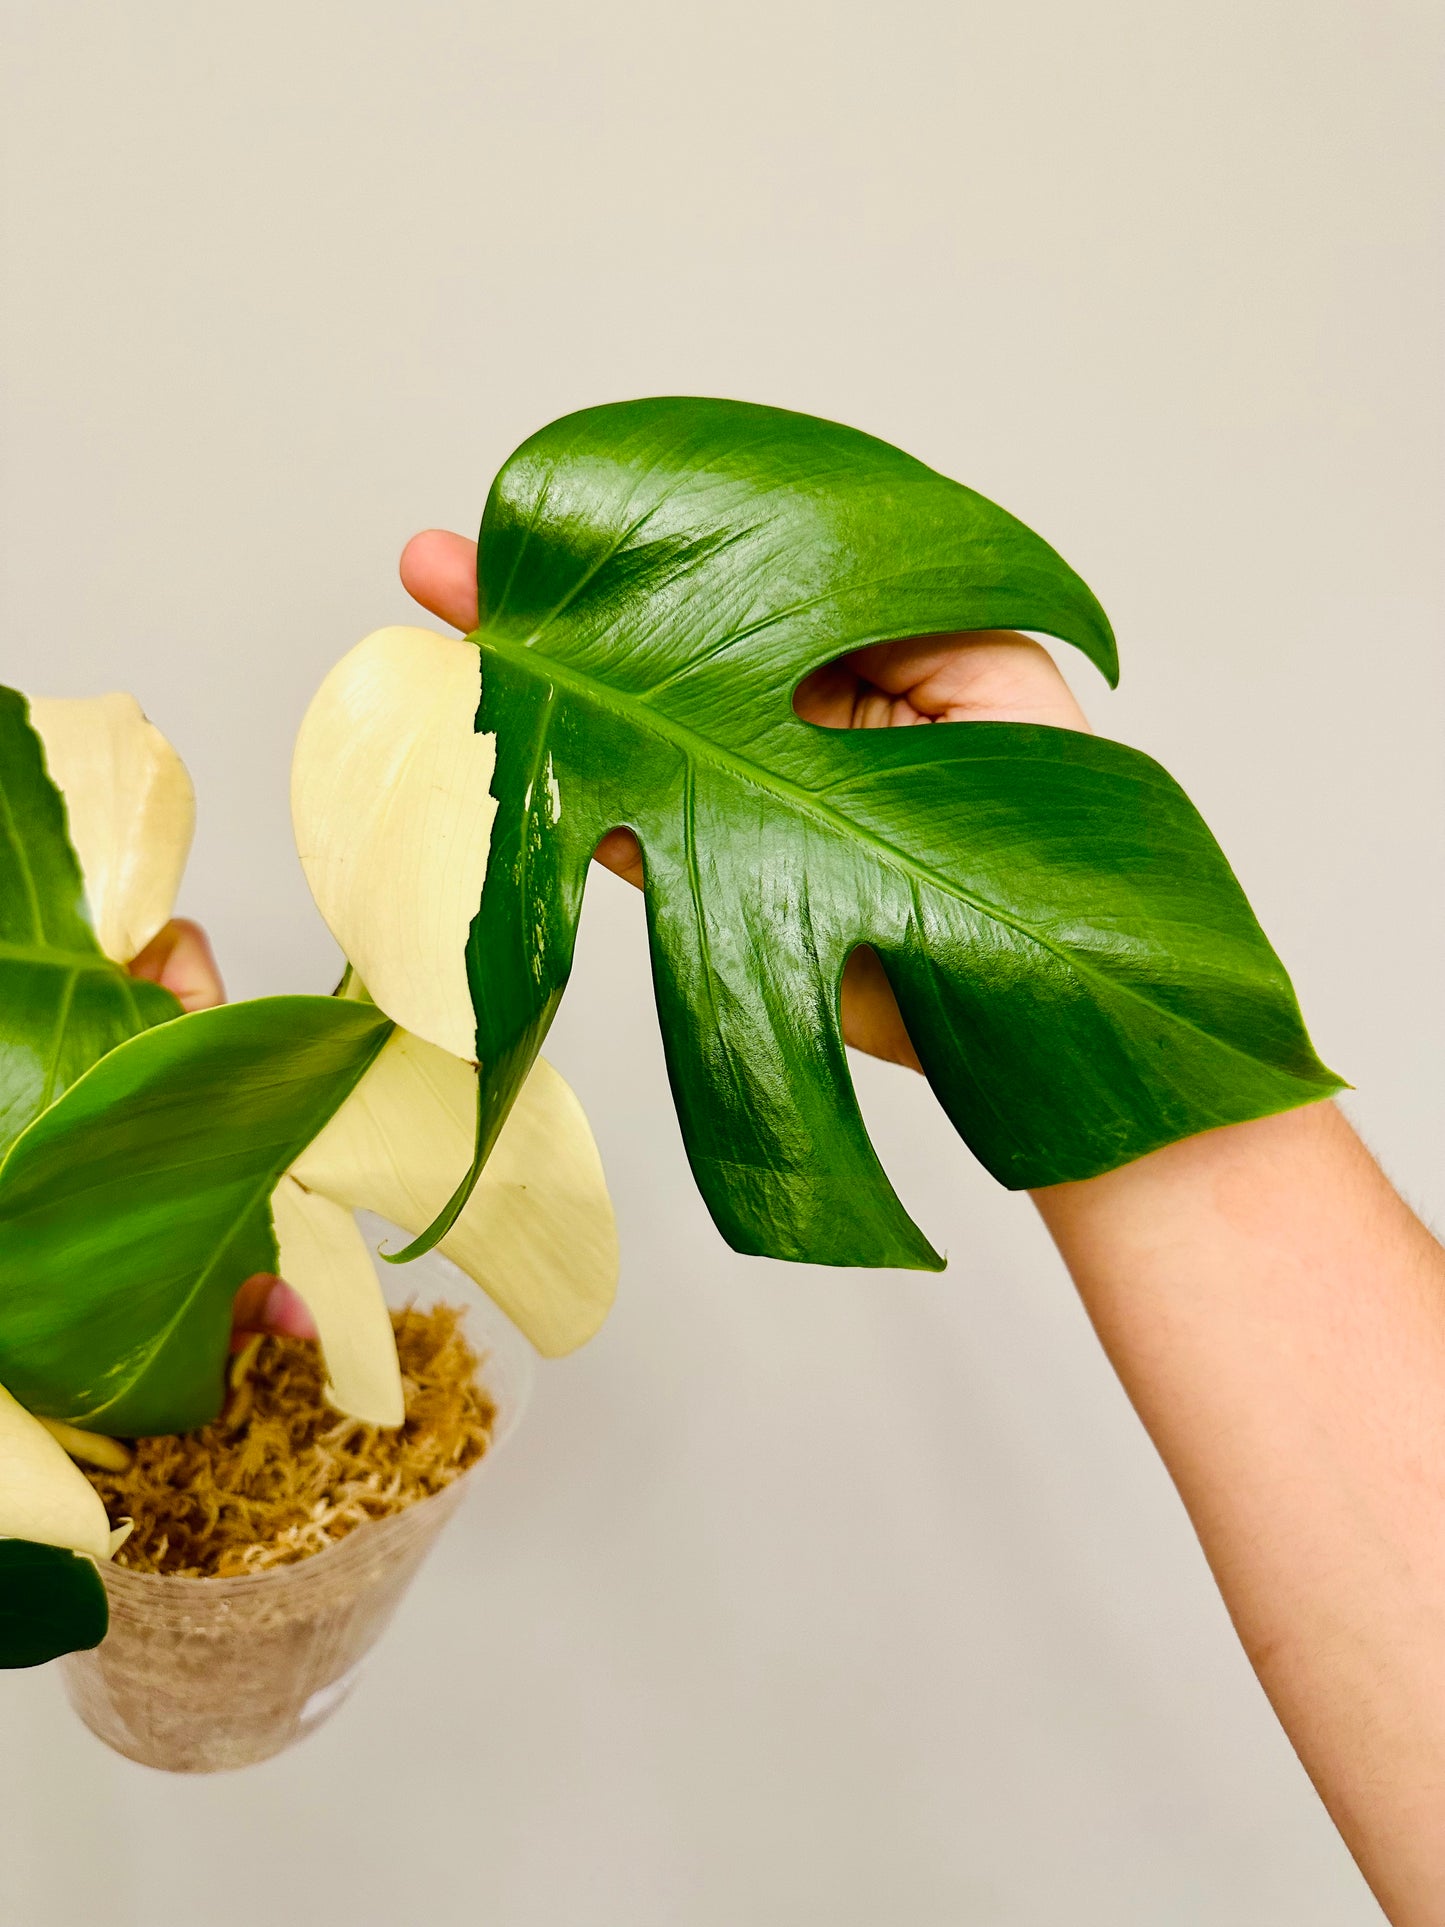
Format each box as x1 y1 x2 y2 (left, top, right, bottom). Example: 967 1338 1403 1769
1 3 1440 1922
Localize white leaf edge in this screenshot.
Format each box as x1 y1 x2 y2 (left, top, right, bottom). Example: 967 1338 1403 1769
291 628 495 1061
289 1027 618 1359
26 692 195 965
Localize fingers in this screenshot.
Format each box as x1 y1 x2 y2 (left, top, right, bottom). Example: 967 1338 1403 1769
399 530 647 896
127 918 226 1011
792 658 872 728
593 826 645 889
397 534 1091 734
843 632 1092 733
840 946 921 1070
229 1274 319 1351
399 529 480 633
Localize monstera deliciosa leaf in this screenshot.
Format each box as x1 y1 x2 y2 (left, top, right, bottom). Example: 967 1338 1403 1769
297 396 1341 1272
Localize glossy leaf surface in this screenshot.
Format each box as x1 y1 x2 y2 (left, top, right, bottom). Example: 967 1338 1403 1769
0 689 180 1162
409 397 1338 1269
0 1540 107 1668
0 1379 113 1557
0 997 392 1434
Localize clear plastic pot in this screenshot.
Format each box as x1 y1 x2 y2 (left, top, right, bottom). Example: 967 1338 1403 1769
59 1219 534 1773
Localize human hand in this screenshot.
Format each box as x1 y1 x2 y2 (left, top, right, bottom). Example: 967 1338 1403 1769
126 917 226 1013
399 528 1093 1069
126 918 317 1348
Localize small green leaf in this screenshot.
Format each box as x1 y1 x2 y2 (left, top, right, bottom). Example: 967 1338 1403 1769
0 687 178 1160
0 1540 107 1668
0 996 393 1434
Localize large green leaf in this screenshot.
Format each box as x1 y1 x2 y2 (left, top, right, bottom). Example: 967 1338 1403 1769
405 397 1339 1267
0 687 178 1158
0 1540 107 1668
0 996 392 1434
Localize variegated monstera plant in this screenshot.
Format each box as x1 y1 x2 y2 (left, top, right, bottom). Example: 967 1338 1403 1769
0 686 617 1667
1 393 1340 1670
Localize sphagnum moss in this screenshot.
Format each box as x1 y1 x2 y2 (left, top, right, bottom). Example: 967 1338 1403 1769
86 1305 495 1578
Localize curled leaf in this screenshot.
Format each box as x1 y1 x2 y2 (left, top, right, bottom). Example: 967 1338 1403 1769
27 692 195 965
0 1381 112 1560
270 1175 405 1426
290 1028 617 1356
292 628 494 1062
0 996 394 1435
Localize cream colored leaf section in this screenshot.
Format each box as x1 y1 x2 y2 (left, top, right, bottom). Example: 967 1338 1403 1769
290 1029 618 1356
0 1382 113 1560
27 693 196 964
37 1416 131 1473
291 628 494 1061
270 1175 405 1427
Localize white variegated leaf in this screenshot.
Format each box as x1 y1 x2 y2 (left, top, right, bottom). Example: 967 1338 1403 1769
270 1175 405 1427
291 629 494 1060
0 1381 113 1560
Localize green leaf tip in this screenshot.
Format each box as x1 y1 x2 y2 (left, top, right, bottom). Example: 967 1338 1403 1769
0 1540 107 1669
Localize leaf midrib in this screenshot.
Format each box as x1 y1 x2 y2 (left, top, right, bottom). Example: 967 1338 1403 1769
0 940 110 971
482 626 1034 926
52 1015 395 1429
478 628 1317 1083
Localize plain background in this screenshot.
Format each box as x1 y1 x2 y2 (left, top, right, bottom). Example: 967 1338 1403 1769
1 3 1441 1922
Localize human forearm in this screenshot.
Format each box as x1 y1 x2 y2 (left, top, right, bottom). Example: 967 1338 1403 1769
398 526 1427 1894
1034 1103 1445 1923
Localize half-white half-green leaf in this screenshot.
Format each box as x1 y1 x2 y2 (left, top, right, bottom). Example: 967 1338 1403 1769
291 629 494 1061
27 692 195 965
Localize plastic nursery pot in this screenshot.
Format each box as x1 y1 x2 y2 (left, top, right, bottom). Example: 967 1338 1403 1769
59 1216 534 1774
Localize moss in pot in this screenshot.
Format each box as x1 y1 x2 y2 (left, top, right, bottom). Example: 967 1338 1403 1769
62 1236 536 1772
